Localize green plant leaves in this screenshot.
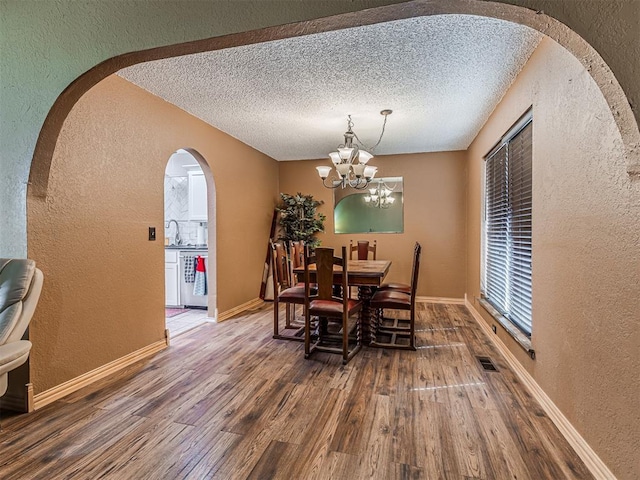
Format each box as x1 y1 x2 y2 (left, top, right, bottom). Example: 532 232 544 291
276 192 325 247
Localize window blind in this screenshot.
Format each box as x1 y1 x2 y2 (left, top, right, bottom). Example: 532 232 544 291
484 117 532 336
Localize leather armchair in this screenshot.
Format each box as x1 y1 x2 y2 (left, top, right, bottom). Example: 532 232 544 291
0 259 43 397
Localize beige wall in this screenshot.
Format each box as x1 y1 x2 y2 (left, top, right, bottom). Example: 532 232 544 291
466 37 640 479
279 152 467 299
27 75 278 393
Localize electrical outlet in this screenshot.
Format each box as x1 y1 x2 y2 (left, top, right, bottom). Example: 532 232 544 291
492 324 497 334
149 227 156 241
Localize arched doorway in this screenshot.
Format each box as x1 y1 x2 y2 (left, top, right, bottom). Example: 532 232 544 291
163 148 218 336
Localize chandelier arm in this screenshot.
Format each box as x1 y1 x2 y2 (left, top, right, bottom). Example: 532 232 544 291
347 175 370 189
322 177 342 189
352 179 369 190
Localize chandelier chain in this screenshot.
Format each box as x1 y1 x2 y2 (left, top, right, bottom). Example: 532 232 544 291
351 113 389 153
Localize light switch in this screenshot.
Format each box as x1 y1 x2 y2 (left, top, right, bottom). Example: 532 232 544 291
149 227 156 241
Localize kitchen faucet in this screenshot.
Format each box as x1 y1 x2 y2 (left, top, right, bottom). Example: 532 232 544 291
167 219 182 245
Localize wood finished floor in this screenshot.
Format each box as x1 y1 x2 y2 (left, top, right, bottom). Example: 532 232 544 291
0 303 593 479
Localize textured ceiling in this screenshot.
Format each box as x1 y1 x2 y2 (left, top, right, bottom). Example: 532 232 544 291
118 15 541 161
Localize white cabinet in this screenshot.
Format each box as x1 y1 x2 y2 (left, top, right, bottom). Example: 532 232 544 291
165 250 180 306
188 171 207 221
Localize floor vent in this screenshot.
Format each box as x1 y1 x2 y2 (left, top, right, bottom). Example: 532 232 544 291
476 356 499 372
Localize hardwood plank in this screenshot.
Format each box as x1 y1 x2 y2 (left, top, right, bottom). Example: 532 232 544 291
388 462 425 480
473 407 533 480
246 440 301 480
284 387 348 479
439 366 494 479
360 394 392 480
272 383 333 445
329 360 377 455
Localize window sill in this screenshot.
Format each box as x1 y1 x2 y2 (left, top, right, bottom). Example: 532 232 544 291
479 298 535 359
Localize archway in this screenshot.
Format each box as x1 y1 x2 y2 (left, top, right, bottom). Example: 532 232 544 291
162 148 218 335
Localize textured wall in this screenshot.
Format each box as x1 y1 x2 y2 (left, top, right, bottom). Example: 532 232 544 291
279 152 468 299
466 37 640 479
28 75 278 393
1 0 638 258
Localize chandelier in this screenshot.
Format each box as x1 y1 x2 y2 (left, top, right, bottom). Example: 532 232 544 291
316 110 392 189
364 181 396 208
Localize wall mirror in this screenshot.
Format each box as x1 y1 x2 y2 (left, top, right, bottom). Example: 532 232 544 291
334 177 404 234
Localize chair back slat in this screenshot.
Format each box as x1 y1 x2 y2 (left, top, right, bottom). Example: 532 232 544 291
289 240 305 269
271 241 291 290
349 239 377 260
315 248 342 300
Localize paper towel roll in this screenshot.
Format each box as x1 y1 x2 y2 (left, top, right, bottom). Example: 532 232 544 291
196 224 206 245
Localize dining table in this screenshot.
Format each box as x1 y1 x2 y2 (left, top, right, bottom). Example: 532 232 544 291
294 259 391 346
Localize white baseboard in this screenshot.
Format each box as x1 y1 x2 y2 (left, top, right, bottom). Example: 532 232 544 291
416 296 465 304
217 297 264 322
33 339 168 410
464 297 616 480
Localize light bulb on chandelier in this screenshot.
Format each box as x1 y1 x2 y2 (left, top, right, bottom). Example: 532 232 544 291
316 109 392 189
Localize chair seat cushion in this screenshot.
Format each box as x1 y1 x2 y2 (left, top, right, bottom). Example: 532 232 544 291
278 286 306 304
377 282 411 294
370 290 412 309
309 298 362 317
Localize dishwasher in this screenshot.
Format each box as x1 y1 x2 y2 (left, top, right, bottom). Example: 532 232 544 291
179 250 208 308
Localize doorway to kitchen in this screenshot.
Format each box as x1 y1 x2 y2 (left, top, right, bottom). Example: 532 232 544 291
163 148 217 337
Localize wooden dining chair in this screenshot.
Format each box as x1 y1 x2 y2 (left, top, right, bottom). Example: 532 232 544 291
369 242 421 350
376 241 420 295
349 240 377 260
348 239 377 297
271 241 306 341
304 246 363 364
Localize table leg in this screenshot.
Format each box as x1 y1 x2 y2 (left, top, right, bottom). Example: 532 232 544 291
358 286 376 345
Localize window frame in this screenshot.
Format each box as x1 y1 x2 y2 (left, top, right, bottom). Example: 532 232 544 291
481 109 534 354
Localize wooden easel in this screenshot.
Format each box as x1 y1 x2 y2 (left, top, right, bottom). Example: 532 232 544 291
259 209 278 300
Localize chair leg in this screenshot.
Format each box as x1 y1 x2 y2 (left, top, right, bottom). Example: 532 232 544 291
409 308 416 351
373 307 380 340
304 309 311 358
285 303 293 328
273 298 279 339
342 313 348 364
285 303 292 328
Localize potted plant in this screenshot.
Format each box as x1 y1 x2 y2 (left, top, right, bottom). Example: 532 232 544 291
276 192 325 248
